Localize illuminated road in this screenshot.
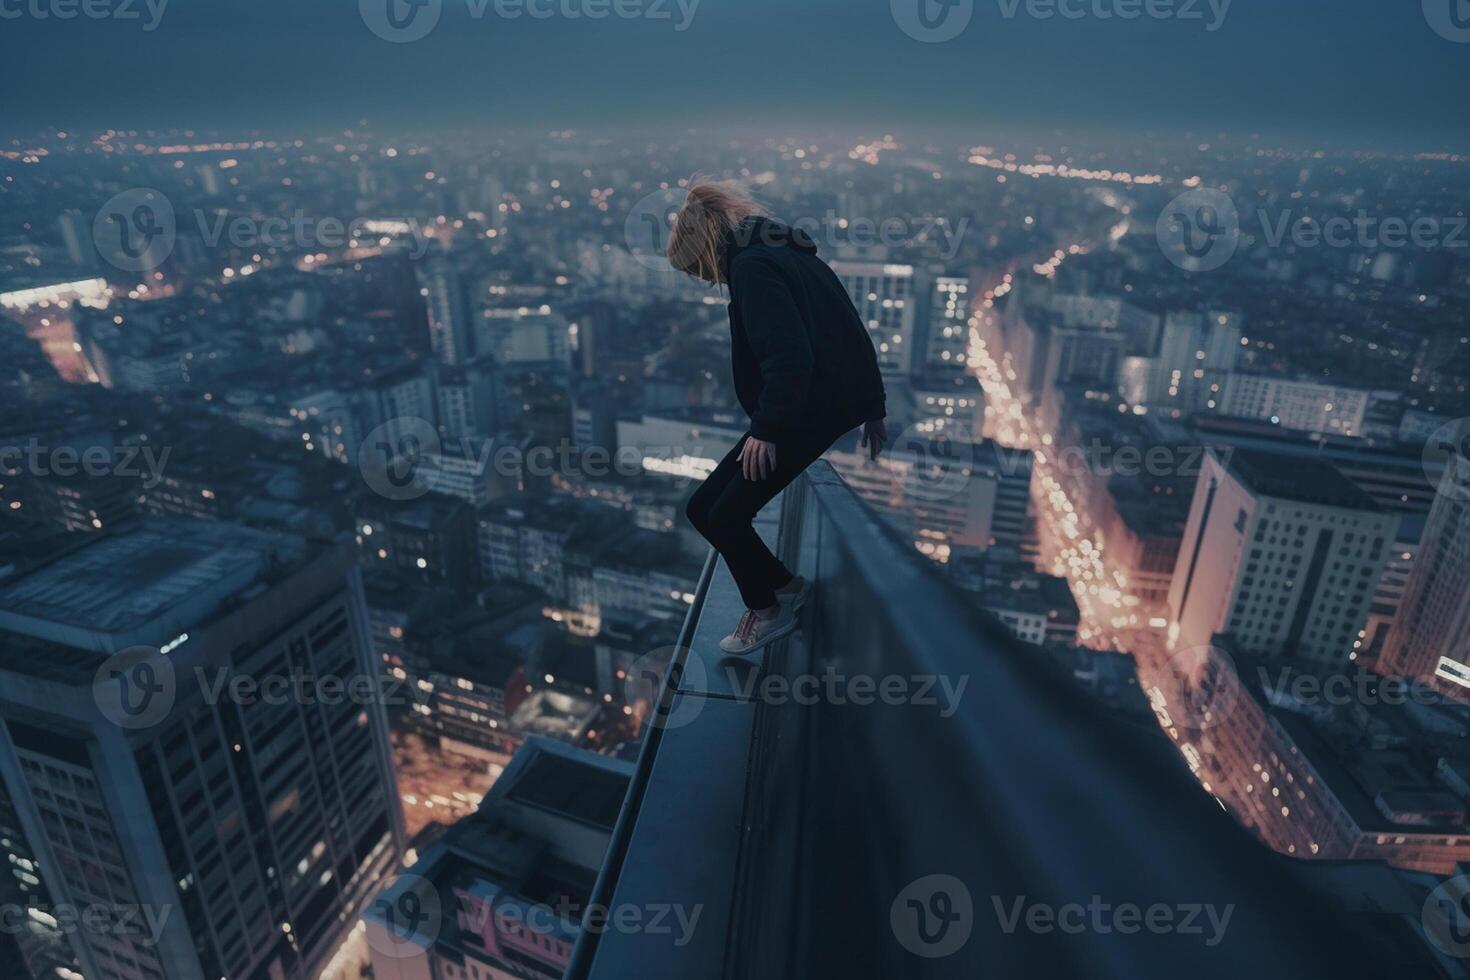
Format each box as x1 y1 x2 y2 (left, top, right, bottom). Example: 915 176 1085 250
963 232 1160 651
963 236 1242 821
391 730 495 839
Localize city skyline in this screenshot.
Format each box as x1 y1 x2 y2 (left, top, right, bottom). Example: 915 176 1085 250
0 1 1467 148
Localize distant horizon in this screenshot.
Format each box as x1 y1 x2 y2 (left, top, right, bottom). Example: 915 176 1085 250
5 121 1468 158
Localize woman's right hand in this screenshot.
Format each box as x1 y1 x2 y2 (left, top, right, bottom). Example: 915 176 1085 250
861 419 887 461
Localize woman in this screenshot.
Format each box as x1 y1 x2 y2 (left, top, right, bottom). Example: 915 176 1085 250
670 181 888 654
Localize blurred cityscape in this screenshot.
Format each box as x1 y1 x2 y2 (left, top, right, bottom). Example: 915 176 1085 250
1 43 1470 980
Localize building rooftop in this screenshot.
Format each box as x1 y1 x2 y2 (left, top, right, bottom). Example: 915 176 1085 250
567 462 1406 980
1222 448 1382 511
366 738 632 977
0 520 303 652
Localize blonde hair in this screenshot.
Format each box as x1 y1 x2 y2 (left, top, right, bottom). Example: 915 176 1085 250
666 179 766 285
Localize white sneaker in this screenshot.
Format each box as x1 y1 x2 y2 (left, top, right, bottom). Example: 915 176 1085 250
718 605 799 655
775 576 811 611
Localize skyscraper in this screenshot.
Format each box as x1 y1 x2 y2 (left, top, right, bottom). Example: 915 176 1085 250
1379 439 1470 691
0 521 405 980
922 275 971 373
417 255 474 367
1118 310 1242 417
1169 449 1398 663
831 260 916 382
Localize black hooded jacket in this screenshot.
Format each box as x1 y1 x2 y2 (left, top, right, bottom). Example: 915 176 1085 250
721 217 887 444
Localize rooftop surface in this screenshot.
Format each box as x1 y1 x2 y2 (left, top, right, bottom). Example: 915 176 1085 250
1222 448 1382 512
0 520 300 641
570 462 1406 980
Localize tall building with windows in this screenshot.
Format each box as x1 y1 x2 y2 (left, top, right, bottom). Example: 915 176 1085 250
1379 456 1470 692
0 521 405 980
0 774 79 979
1168 449 1398 663
480 306 571 367
434 358 500 443
831 260 916 381
922 275 971 372
828 435 1032 562
364 738 630 980
1120 310 1242 417
1217 374 1371 437
417 255 474 367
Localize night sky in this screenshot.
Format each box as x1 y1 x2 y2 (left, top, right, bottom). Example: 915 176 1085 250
2 0 1467 147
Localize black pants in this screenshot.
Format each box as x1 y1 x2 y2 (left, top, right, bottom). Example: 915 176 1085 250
685 424 850 611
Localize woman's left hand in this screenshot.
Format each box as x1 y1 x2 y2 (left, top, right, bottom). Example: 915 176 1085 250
741 437 777 481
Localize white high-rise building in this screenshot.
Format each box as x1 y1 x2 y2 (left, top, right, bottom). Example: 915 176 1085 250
831 260 916 381
1217 374 1371 437
1169 448 1398 664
